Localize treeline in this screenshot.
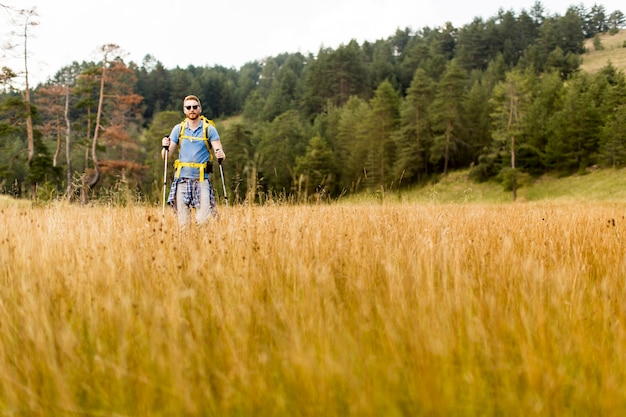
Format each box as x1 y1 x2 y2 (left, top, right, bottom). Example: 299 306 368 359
1 2 625 203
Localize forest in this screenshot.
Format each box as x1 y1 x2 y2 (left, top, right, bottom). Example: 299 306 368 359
1 1 626 203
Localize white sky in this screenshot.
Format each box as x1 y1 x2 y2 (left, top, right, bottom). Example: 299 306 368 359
2 0 624 86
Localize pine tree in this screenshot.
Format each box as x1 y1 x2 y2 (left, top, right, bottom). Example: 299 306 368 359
429 59 467 174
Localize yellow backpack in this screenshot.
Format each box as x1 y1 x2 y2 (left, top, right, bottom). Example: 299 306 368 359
173 115 216 181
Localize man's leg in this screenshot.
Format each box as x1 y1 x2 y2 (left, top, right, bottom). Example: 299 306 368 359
175 181 191 227
196 180 218 224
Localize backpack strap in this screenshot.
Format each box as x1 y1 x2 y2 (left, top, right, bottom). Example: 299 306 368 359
177 116 216 163
200 116 217 160
174 117 216 178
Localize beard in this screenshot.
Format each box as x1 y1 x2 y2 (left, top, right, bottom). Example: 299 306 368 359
187 112 200 120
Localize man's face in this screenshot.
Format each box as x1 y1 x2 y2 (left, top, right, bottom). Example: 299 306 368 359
183 101 201 119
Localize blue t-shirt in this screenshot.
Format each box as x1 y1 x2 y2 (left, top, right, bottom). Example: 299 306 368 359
170 119 220 180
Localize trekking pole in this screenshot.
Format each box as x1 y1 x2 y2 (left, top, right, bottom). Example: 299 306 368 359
218 158 228 208
162 139 169 218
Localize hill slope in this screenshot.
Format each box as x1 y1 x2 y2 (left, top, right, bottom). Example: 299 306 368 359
376 168 626 204
580 29 626 73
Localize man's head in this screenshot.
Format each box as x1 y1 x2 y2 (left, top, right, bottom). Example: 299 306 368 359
183 95 201 120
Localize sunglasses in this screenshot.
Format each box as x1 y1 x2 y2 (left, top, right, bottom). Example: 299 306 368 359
185 105 199 110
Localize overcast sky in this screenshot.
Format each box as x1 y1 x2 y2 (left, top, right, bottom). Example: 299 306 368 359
2 0 624 86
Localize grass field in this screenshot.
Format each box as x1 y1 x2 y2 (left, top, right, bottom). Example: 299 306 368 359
581 29 626 73
2 27 625 417
1 193 626 415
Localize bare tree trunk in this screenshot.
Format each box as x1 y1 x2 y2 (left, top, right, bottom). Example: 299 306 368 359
24 90 34 165
508 93 517 201
53 115 61 166
86 45 118 192
380 121 385 190
84 108 91 170
21 10 35 167
87 61 106 190
80 174 89 205
64 82 72 200
25 87 36 199
414 107 425 180
511 134 517 201
443 119 451 175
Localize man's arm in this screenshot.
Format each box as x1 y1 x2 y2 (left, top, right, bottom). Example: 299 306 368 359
211 139 225 160
161 137 177 159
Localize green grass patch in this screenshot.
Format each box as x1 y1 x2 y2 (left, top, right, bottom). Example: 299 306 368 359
354 167 626 204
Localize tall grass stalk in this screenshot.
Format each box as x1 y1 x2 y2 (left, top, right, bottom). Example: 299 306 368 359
0 201 625 416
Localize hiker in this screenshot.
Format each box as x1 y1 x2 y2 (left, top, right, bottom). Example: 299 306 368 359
161 95 226 227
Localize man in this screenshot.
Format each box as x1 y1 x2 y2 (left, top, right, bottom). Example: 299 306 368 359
161 95 226 227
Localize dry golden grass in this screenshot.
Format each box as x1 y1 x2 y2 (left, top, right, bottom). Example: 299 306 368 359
1 201 626 416
581 29 626 74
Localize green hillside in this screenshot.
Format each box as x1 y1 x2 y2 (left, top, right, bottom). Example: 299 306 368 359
366 168 626 204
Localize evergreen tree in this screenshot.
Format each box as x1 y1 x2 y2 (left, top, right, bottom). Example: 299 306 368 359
389 27 416 91
301 41 370 118
545 72 602 172
262 54 306 122
397 30 432 90
294 136 335 199
26 134 62 196
456 18 491 72
242 90 266 125
167 68 194 107
599 104 626 167
585 4 609 36
235 61 262 106
608 10 626 31
336 96 371 193
135 55 171 120
220 122 256 203
312 102 344 196
367 80 400 189
256 110 310 194
489 68 534 199
0 94 28 195
593 63 626 167
429 59 467 174
462 76 494 165
524 70 564 174
365 39 399 90
553 8 586 55
196 65 237 119
393 68 435 184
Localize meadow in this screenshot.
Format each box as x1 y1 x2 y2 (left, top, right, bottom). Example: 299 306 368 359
581 29 626 74
1 187 625 416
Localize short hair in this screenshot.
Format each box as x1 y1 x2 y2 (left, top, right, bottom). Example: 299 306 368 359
183 95 201 107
